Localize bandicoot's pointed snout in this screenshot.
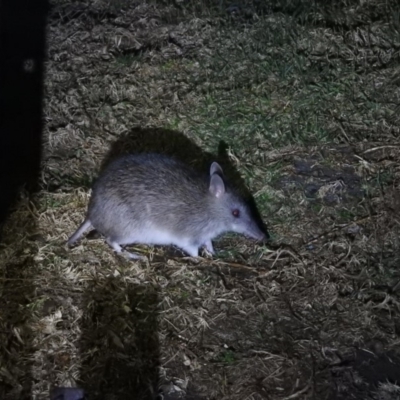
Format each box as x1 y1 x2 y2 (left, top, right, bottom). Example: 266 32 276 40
247 226 269 242
256 231 269 242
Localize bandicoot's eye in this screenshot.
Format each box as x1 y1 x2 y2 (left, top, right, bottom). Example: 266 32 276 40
232 209 240 218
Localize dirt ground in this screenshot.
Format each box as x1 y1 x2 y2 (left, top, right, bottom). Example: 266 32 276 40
1 0 400 399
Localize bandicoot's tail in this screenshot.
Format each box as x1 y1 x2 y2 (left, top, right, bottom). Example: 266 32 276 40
67 219 92 246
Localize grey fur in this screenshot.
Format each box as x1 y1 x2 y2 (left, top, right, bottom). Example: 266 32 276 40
68 153 266 259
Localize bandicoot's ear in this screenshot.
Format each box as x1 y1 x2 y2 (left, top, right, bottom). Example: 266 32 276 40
209 173 225 198
210 161 224 177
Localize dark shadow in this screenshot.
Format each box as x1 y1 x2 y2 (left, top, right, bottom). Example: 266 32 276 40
101 127 269 238
79 278 160 399
101 127 213 172
0 255 38 399
0 0 48 234
0 0 49 398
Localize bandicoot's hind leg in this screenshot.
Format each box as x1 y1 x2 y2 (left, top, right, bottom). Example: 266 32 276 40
203 240 214 255
105 238 145 260
67 219 92 246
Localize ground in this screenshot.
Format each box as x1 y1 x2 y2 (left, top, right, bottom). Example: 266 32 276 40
1 0 400 399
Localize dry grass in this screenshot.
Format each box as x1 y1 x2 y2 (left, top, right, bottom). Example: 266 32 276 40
1 0 400 399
